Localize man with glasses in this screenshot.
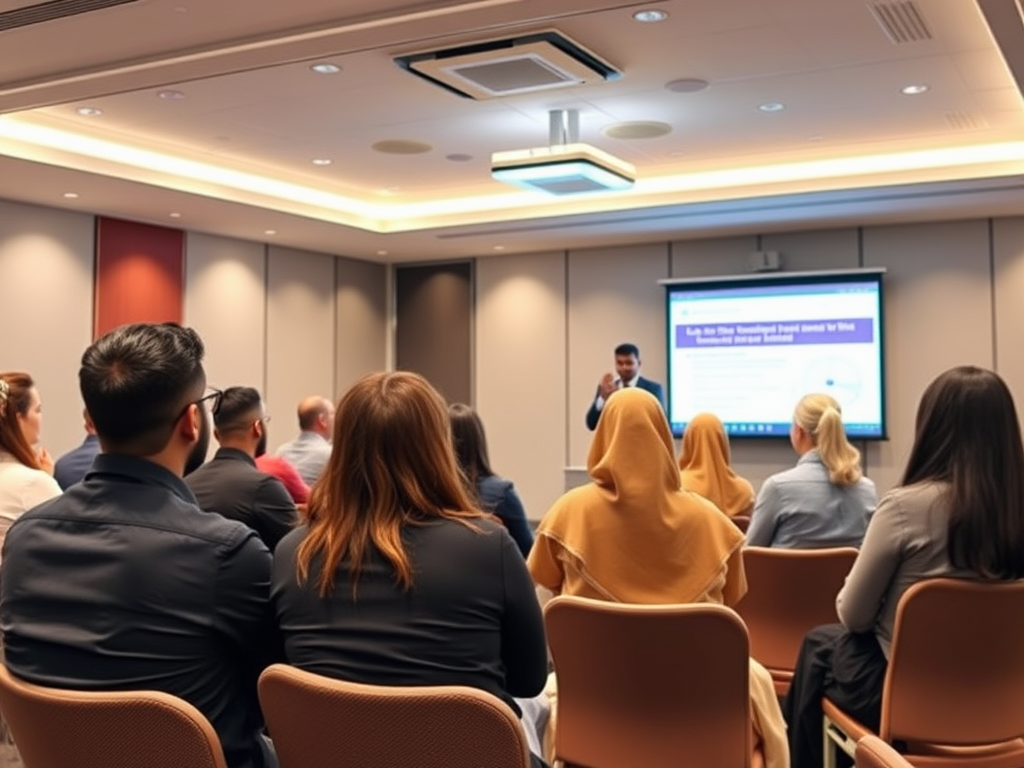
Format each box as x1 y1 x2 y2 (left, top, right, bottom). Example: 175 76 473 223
186 386 298 551
0 323 279 768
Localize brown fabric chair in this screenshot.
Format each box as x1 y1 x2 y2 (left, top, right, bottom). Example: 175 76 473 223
544 595 760 768
0 664 227 768
735 546 858 695
856 736 915 768
823 578 1024 768
257 663 531 768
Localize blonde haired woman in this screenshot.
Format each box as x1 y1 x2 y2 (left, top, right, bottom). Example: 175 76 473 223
746 393 876 548
0 372 61 549
678 412 755 518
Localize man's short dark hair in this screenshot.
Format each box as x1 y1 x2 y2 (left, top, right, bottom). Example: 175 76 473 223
80 323 206 455
215 387 263 433
614 343 640 358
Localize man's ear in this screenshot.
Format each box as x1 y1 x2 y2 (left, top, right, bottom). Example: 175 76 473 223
180 403 201 443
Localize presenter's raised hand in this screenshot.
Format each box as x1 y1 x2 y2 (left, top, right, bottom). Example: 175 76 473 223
599 372 616 399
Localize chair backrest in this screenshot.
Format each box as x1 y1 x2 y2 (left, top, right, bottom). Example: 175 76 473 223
882 577 1024 745
544 596 751 768
258 664 531 768
735 546 858 675
0 665 227 768
855 735 914 768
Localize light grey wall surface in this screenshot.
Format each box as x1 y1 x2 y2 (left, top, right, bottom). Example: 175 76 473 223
335 256 388 398
1 196 1022 526
0 200 94 457
476 250 567 521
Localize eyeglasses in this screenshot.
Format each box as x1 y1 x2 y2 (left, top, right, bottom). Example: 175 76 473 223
174 387 222 426
197 387 224 417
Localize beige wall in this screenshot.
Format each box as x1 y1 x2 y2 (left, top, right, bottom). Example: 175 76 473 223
0 200 94 457
4 197 1024 524
0 202 387 464
475 218 1024 520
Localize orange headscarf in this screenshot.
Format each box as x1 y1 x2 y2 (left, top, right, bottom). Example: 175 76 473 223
529 388 745 606
678 412 755 518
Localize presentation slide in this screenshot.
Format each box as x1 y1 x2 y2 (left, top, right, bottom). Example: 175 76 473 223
665 271 886 439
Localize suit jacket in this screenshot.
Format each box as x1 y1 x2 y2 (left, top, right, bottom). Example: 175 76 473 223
53 434 101 490
186 448 298 551
585 376 665 431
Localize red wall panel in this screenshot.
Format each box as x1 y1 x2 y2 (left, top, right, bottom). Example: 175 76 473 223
94 217 184 338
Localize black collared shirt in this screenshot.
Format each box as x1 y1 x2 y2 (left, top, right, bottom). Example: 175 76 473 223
186 447 298 551
0 453 278 768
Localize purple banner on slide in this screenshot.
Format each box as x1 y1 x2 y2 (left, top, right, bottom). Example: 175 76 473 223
675 318 874 348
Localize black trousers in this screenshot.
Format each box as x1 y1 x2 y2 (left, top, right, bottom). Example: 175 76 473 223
783 624 888 768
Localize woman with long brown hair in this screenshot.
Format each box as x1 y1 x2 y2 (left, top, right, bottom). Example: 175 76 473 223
785 366 1024 768
0 372 61 547
271 372 548 764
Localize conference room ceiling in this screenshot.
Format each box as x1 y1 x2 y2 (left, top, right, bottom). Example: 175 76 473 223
1 0 1023 263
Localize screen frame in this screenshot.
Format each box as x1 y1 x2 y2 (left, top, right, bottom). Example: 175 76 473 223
660 268 888 441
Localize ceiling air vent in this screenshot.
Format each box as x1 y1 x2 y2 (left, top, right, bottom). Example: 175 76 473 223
867 1 933 43
395 30 621 100
0 0 139 33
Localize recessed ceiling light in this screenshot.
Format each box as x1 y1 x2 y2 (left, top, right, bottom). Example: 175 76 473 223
169 212 182 218
372 140 432 155
311 158 332 166
158 90 185 100
603 121 673 140
758 102 786 113
901 84 929 95
376 250 389 256
264 229 277 235
310 63 341 74
76 107 102 116
632 9 668 22
493 245 505 251
62 192 79 199
665 78 709 94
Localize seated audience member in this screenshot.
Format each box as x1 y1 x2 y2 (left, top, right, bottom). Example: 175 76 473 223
449 403 534 557
529 388 788 768
276 395 334 486
0 324 279 768
272 372 549 767
0 372 61 549
746 393 876 548
255 453 310 505
53 410 101 490
784 366 1024 768
678 412 755 518
187 386 298 551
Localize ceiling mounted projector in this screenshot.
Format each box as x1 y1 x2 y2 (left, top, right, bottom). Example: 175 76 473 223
491 143 636 195
491 109 636 195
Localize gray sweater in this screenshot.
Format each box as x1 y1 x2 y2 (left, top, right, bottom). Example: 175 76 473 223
837 480 973 657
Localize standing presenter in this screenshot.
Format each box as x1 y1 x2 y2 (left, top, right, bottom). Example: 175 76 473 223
585 343 665 431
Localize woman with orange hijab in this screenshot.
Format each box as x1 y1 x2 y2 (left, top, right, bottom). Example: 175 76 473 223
529 388 788 768
678 412 755 518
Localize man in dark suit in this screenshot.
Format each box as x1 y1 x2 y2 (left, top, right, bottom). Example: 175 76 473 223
186 386 298 551
585 342 665 431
